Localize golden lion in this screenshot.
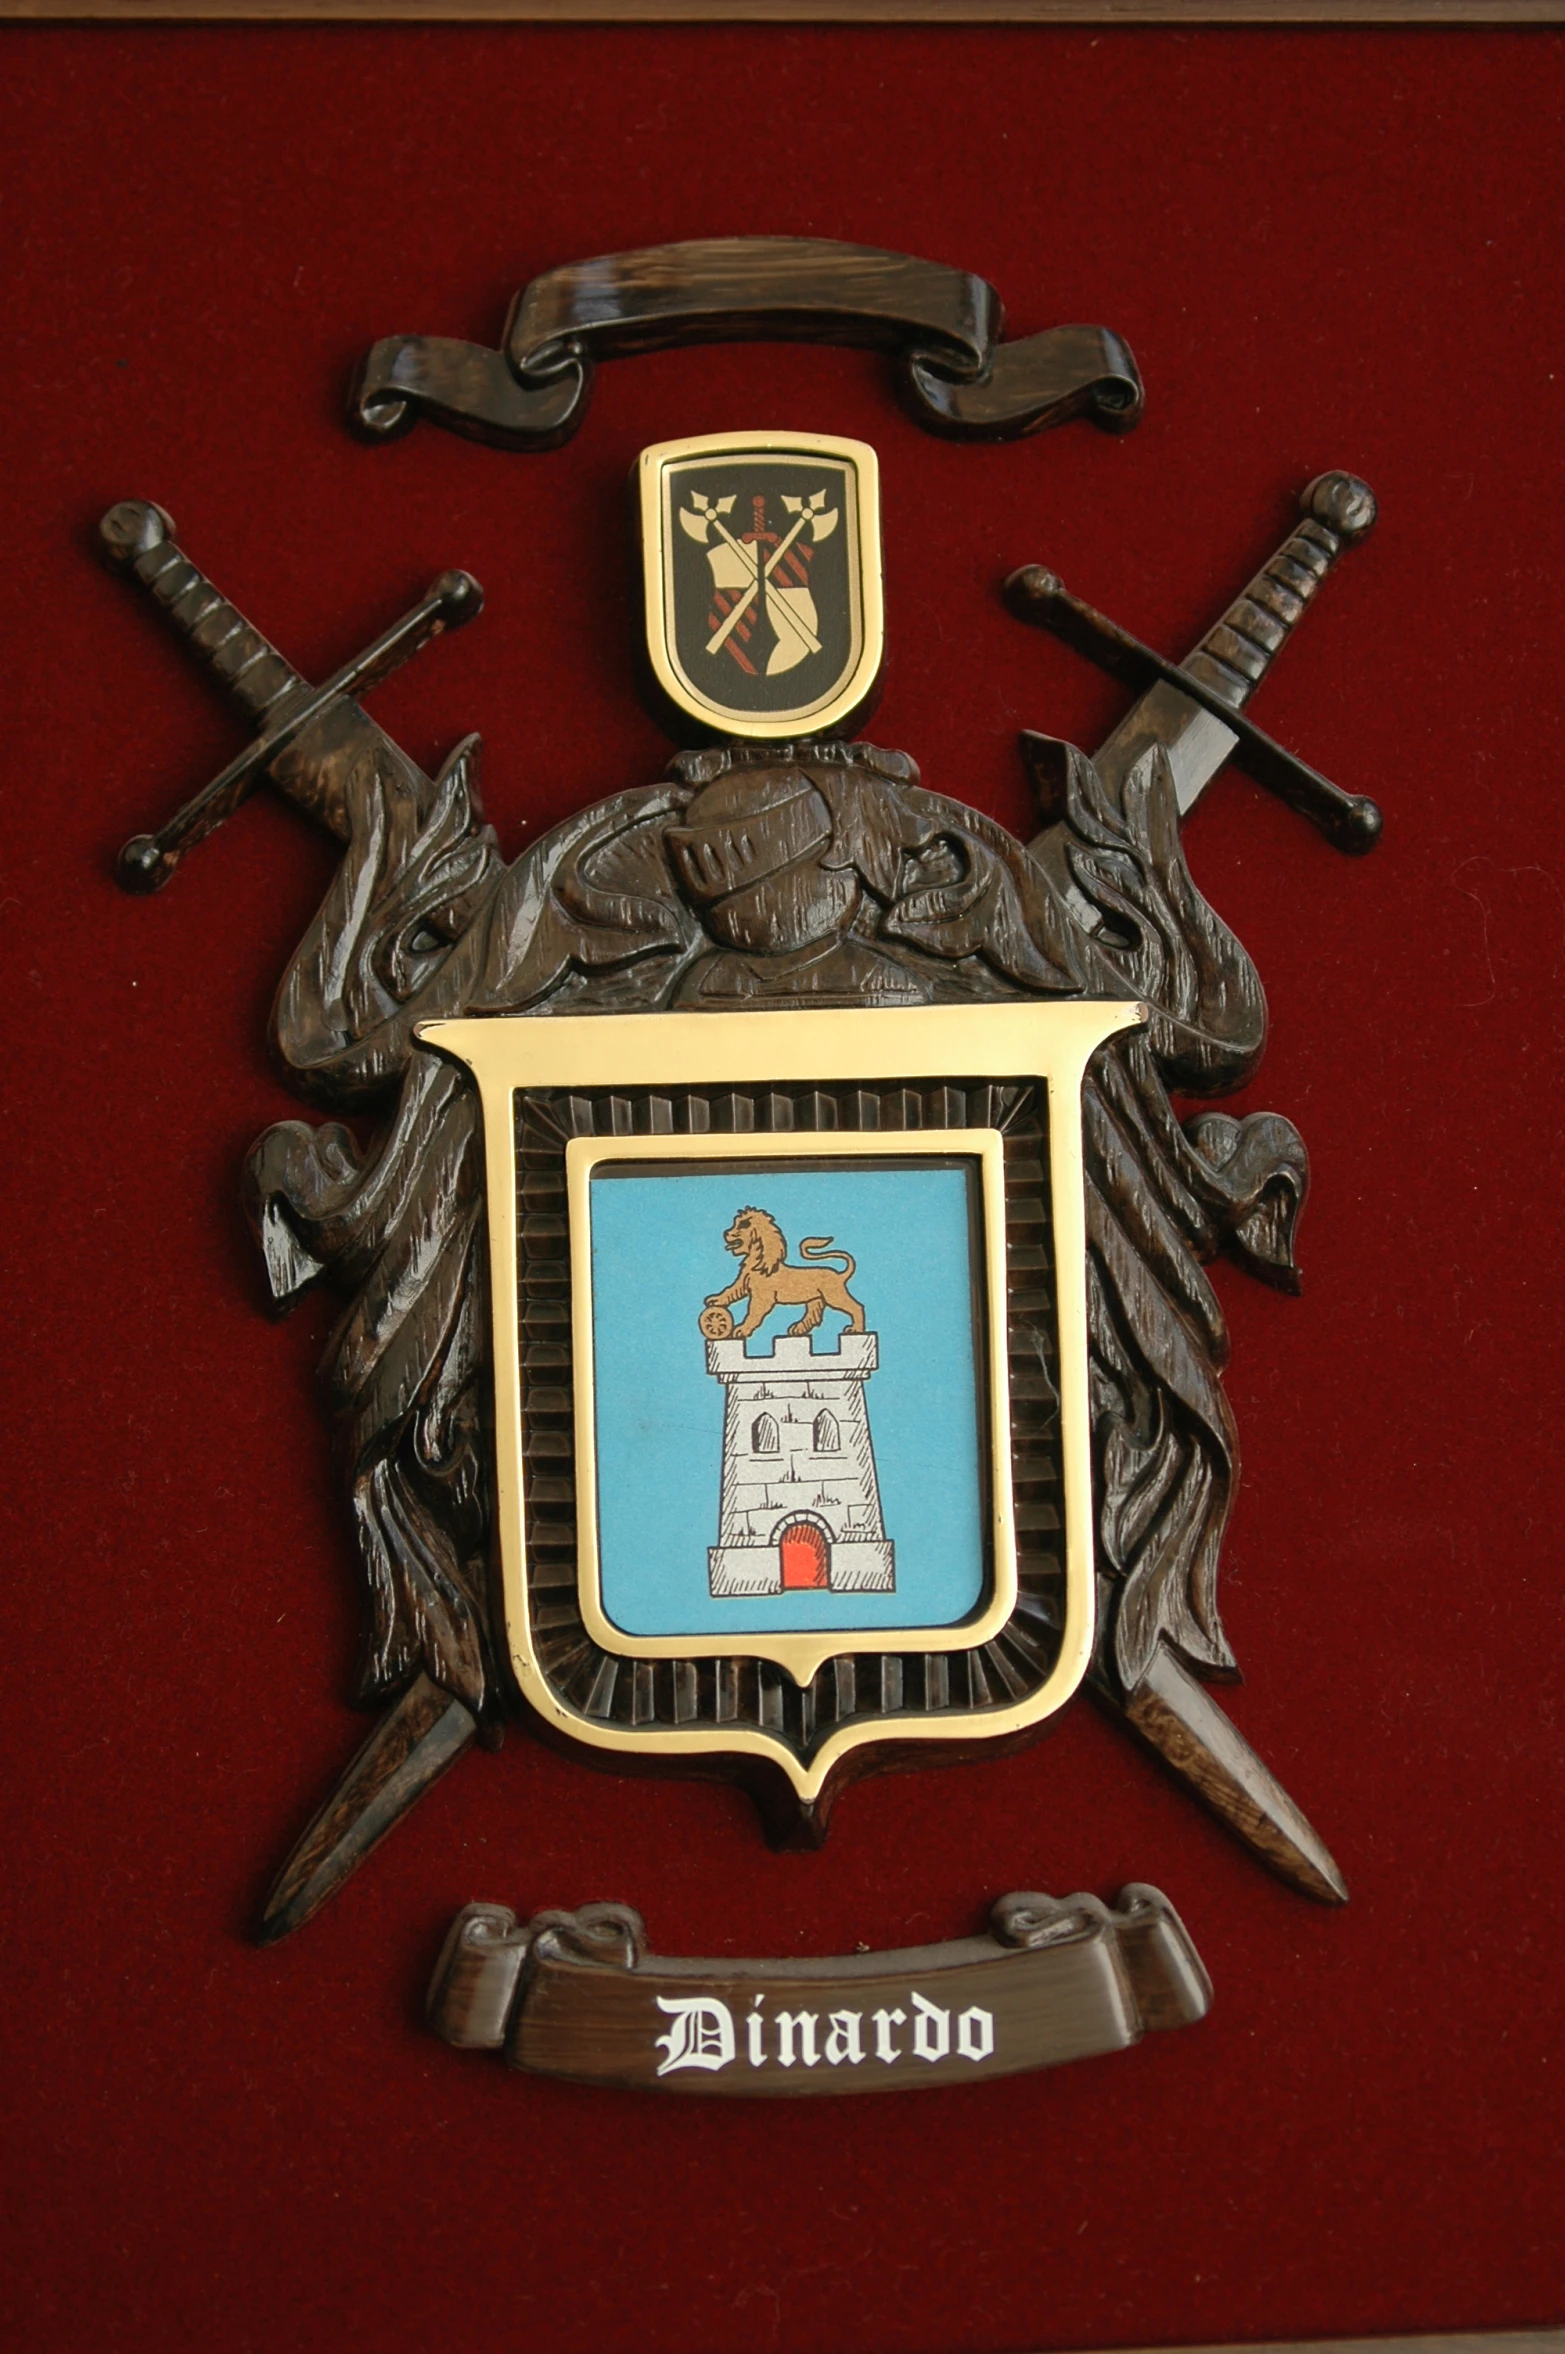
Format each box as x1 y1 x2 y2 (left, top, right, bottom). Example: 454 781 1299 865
704 1207 865 1339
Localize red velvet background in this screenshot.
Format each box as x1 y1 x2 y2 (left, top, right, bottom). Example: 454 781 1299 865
4 25 1563 2353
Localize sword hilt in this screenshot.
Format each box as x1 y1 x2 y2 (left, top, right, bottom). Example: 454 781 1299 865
1180 472 1376 715
100 500 306 728
102 499 484 894
1005 471 1381 855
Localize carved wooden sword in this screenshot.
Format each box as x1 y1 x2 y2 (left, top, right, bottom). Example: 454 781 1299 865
1007 471 1379 1906
1008 470 1379 853
102 499 483 892
102 501 494 1938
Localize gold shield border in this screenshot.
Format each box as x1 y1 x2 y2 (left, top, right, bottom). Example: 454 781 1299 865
420 1001 1145 1801
638 429 883 740
566 1125 1013 1682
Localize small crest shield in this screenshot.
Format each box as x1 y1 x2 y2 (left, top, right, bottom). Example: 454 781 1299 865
640 431 883 741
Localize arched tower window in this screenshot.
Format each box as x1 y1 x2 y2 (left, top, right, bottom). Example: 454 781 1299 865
751 1413 780 1455
812 1410 840 1452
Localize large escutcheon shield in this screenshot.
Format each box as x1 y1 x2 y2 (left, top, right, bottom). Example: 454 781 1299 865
422 1000 1141 1814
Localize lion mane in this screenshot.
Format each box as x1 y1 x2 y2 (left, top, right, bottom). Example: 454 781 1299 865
735 1206 785 1276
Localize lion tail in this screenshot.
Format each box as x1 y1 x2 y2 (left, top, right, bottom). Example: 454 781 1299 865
800 1236 855 1279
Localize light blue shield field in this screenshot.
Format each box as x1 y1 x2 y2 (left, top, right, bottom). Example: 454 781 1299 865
584 1157 990 1638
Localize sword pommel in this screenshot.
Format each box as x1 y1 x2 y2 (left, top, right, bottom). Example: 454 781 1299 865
1304 470 1377 541
100 500 306 730
100 497 173 565
1180 471 1377 721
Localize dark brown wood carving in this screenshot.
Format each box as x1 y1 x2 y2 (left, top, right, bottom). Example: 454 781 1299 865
104 470 1374 1941
351 238 1144 449
426 1883 1211 2093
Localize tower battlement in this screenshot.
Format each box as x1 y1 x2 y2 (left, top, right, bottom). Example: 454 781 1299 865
706 1331 879 1381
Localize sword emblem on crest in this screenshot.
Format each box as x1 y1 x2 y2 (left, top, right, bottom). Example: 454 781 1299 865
681 484 837 678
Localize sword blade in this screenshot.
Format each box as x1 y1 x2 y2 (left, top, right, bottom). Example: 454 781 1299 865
256 1673 479 1944
1103 1644 1348 1905
1024 666 1240 933
1092 672 1239 816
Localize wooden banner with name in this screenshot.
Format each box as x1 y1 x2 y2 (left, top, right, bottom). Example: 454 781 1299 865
427 1884 1211 2094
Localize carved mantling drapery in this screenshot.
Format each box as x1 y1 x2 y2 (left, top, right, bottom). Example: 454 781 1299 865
244 708 1306 1742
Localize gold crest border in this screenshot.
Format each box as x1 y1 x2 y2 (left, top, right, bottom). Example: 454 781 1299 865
420 1000 1144 1800
638 430 883 741
565 1126 1014 1681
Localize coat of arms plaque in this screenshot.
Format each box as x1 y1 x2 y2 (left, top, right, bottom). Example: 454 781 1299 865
104 237 1379 2094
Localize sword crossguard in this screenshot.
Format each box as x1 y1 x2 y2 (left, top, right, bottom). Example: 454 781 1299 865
103 500 484 894
1005 473 1382 855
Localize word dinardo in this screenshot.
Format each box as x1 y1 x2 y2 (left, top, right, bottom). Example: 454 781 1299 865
654 1990 997 2076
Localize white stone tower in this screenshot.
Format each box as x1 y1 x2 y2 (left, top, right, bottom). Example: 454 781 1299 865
706 1332 896 1597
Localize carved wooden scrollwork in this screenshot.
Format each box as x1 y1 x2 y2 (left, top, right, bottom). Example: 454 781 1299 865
242 720 1317 1861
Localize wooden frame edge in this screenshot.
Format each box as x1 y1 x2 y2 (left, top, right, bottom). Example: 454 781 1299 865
4 2 1562 24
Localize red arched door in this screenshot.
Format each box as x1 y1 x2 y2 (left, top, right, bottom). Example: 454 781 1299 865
779 1519 830 1591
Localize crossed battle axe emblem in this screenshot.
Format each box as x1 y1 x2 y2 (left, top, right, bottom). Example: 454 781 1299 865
681 488 838 665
